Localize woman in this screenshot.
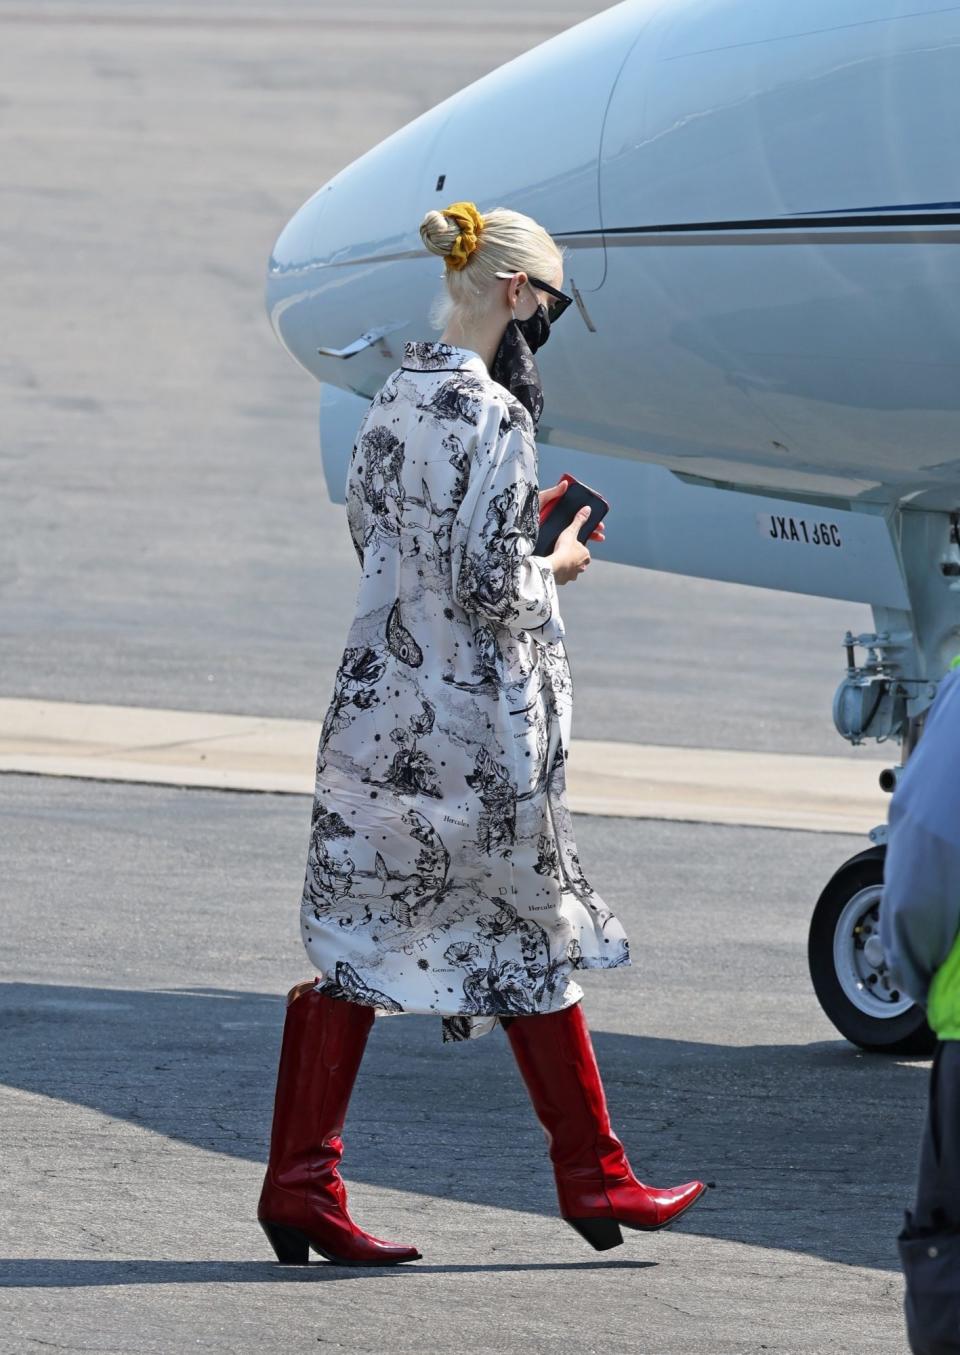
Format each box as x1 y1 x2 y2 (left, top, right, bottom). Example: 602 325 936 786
257 201 707 1266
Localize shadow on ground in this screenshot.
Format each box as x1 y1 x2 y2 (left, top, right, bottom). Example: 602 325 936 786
0 1258 656 1286
0 982 928 1280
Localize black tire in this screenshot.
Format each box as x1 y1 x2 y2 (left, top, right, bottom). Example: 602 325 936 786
808 845 936 1055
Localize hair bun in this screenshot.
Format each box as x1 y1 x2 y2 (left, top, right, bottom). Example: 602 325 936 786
419 201 485 271
419 209 455 257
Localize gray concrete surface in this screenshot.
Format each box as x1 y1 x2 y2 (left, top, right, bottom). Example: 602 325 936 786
0 774 923 1353
0 4 922 1353
0 0 878 757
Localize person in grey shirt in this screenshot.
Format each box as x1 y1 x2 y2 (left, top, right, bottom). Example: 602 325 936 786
881 666 960 1355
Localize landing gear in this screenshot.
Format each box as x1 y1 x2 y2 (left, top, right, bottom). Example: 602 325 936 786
814 515 960 1055
808 846 935 1055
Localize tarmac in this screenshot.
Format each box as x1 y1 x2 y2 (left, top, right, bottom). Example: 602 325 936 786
0 3 920 1353
0 697 890 832
1 774 924 1355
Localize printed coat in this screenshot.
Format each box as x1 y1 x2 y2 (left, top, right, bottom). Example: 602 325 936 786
301 340 630 1040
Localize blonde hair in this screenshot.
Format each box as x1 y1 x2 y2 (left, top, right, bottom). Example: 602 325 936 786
420 203 564 328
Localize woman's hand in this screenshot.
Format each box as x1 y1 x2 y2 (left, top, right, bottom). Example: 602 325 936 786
548 508 592 585
539 480 605 543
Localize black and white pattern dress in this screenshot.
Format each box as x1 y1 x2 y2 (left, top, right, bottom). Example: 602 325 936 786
301 340 630 1041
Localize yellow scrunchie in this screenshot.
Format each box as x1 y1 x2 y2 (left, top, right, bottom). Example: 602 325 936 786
443 200 485 271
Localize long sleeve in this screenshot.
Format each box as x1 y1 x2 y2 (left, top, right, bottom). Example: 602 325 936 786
880 671 960 1006
450 406 564 643
344 421 367 568
346 478 365 567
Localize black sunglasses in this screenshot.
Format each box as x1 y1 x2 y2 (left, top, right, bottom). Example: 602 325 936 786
528 275 574 323
496 271 574 323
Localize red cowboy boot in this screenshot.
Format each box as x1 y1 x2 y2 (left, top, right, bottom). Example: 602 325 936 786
503 1002 707 1251
257 981 421 1266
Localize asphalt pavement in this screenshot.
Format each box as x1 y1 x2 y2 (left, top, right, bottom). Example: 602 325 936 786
1 774 924 1354
0 3 919 1353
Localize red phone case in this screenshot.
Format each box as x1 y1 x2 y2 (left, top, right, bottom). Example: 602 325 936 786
538 473 609 522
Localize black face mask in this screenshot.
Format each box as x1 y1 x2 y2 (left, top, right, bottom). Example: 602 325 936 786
489 303 552 429
516 301 552 354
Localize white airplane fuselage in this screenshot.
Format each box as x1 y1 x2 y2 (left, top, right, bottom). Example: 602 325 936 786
267 0 960 686
265 0 960 1050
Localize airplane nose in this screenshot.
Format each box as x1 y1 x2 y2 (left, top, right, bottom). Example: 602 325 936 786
266 1 650 385
265 178 334 361
265 95 451 378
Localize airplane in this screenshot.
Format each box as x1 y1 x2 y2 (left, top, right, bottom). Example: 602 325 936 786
264 0 960 1056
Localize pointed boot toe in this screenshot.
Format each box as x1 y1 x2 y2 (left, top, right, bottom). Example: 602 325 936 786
257 1183 423 1266
259 1212 421 1266
624 1178 708 1231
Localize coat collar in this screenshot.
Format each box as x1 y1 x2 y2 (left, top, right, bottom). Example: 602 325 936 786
401 341 488 377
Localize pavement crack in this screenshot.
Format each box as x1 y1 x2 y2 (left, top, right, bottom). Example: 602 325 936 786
209 1114 244 1140
642 1294 701 1319
25 1342 141 1354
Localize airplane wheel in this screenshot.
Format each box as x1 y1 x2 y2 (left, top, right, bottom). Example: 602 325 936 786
808 846 936 1055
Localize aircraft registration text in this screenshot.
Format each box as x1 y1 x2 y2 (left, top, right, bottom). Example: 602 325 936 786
757 513 842 549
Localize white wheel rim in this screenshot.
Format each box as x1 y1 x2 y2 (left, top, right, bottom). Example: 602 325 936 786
832 884 914 1020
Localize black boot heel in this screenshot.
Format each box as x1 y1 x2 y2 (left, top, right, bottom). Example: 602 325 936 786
565 1216 624 1251
261 1220 312 1264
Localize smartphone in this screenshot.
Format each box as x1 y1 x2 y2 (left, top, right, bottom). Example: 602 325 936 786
534 473 609 557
